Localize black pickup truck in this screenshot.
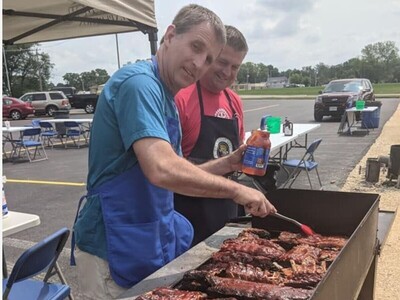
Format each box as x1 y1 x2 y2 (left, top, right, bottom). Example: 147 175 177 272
51 87 98 114
67 93 98 114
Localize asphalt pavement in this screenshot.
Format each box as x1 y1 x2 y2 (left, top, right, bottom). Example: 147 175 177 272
2 98 399 298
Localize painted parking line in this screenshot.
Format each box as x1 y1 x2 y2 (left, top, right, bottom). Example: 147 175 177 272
4 237 71 259
244 104 279 113
6 178 86 187
4 237 71 279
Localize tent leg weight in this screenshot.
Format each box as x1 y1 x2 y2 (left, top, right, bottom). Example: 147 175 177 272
365 158 380 183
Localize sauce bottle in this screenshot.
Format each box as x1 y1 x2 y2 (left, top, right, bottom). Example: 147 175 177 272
2 176 8 218
283 117 293 136
242 116 271 176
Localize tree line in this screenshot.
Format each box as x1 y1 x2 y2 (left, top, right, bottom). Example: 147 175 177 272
237 41 400 86
3 41 399 98
2 43 110 97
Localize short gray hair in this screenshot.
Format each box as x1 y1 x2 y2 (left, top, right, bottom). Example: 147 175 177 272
172 4 226 45
225 25 248 53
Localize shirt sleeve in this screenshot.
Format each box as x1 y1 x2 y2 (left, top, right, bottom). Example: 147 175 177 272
229 90 245 143
114 74 171 151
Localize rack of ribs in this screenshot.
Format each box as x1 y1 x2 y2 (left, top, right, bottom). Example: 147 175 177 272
135 287 208 300
207 276 313 300
277 231 347 250
220 238 285 259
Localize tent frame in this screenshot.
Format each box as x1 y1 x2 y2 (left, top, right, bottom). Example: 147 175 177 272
3 7 158 55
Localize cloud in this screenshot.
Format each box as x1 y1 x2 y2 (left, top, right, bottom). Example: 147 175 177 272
40 0 399 83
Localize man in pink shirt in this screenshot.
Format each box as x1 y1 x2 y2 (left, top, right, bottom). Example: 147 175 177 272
174 25 248 246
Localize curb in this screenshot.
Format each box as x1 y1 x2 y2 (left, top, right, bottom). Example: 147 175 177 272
240 94 400 100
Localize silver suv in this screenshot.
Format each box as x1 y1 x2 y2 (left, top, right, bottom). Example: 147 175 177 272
20 91 71 117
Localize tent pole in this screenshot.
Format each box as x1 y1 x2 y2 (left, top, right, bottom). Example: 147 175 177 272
115 34 121 69
148 30 158 55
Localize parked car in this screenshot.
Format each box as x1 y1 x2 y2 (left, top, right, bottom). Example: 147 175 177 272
67 93 98 114
51 86 76 97
19 91 71 117
314 78 375 121
3 96 35 120
52 86 100 114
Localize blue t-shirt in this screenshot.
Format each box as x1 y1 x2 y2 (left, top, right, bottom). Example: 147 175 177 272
75 59 181 260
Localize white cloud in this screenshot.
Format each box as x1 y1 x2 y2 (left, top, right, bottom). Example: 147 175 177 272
37 0 399 84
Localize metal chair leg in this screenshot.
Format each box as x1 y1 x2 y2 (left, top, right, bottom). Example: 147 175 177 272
54 262 75 300
305 168 313 190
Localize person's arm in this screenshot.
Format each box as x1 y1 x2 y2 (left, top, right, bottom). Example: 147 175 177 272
133 138 276 217
197 144 246 176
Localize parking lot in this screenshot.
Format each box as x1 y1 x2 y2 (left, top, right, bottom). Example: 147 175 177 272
2 98 399 298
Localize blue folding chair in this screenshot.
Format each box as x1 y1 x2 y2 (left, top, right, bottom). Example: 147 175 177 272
11 128 48 162
281 138 323 189
39 121 62 148
63 121 88 148
2 228 71 300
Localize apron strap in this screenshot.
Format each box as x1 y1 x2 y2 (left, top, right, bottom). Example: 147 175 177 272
70 194 88 266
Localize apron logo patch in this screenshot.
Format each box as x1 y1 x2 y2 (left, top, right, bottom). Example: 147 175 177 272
213 137 233 158
214 108 229 119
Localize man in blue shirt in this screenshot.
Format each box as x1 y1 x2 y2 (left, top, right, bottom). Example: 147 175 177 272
72 4 276 299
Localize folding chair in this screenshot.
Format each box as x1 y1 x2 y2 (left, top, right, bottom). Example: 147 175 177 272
11 128 48 162
281 138 323 189
39 121 62 148
2 228 71 300
63 121 88 148
31 119 41 128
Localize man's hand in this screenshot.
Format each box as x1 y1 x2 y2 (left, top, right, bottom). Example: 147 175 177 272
232 185 277 217
226 144 247 172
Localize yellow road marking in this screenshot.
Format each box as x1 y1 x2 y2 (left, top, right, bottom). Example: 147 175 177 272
6 179 86 187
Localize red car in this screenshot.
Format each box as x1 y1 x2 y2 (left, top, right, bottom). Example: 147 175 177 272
3 96 35 120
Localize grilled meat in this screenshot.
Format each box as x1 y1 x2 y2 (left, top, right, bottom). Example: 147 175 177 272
137 229 348 300
301 234 347 250
319 249 339 262
221 238 285 259
135 287 207 300
211 250 274 268
277 231 347 250
282 271 323 289
280 244 321 265
207 276 313 300
238 228 271 239
223 262 281 285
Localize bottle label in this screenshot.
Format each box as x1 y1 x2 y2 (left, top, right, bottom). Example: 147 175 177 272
242 145 270 170
2 189 8 218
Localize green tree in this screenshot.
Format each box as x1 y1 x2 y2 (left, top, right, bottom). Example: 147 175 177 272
63 73 82 90
3 44 53 97
361 41 400 83
62 69 110 91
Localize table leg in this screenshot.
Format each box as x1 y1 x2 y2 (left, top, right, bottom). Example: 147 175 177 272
3 248 8 278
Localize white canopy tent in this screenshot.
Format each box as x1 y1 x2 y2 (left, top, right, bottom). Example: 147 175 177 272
3 0 158 54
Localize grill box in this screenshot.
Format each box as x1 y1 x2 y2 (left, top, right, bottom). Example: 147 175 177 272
118 189 395 300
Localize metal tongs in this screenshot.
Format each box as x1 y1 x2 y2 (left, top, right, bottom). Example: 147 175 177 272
251 178 316 236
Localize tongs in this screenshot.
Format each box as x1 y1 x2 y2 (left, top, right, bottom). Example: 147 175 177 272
251 178 316 236
272 212 315 236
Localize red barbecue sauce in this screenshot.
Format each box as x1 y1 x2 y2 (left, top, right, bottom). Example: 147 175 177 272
242 130 271 176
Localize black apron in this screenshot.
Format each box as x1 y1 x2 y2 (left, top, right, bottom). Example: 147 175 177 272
174 82 240 246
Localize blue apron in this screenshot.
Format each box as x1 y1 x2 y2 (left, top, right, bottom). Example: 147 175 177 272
71 58 193 288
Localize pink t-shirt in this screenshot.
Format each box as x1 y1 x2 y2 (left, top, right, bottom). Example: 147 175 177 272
175 84 245 158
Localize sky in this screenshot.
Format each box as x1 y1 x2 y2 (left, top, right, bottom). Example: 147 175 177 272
38 0 400 85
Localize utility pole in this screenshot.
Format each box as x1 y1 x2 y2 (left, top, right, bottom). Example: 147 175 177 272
36 48 43 91
80 76 85 91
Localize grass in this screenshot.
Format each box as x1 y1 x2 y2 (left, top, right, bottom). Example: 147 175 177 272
237 83 400 96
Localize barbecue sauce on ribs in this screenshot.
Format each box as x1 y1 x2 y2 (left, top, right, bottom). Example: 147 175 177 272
136 228 348 299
